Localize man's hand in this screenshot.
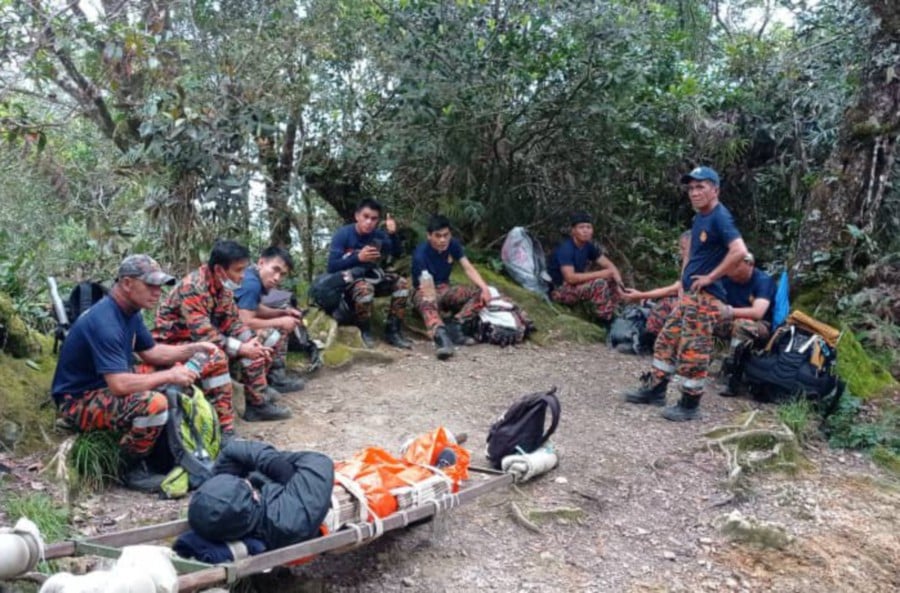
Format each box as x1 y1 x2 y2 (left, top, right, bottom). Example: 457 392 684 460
358 245 382 263
288 307 304 320
480 286 494 306
385 213 397 234
239 337 273 361
168 364 199 387
622 288 644 302
275 316 301 333
194 341 219 357
690 274 715 292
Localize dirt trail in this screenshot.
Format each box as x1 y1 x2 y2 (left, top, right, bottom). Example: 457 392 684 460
6 341 900 592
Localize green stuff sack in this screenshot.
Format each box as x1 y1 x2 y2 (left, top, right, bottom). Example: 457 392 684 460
160 385 221 498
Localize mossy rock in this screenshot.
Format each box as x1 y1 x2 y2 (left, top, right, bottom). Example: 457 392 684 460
0 333 58 454
297 308 397 369
836 329 898 398
0 292 42 358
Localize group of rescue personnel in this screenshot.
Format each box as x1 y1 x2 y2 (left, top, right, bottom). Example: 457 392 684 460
50 164 772 484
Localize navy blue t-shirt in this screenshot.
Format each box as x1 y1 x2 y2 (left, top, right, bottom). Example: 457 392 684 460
411 238 466 288
327 224 402 273
547 238 602 287
681 203 742 301
722 268 776 322
234 266 265 311
51 296 154 402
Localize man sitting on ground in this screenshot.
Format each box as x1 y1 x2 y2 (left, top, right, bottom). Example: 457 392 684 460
153 240 291 425
547 212 624 324
717 252 776 396
51 255 218 476
412 214 500 360
326 198 412 349
234 246 306 394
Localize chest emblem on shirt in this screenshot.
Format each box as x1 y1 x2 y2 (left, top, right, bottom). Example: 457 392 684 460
699 230 708 243
447 255 454 264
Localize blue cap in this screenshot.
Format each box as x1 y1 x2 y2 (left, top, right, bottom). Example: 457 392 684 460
680 166 720 188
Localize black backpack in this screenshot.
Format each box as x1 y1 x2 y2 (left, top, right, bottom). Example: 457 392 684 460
485 387 561 469
49 278 107 353
742 324 842 410
607 305 651 354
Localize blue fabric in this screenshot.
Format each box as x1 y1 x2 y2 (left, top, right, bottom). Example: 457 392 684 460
51 296 154 403
327 224 401 273
681 203 742 301
547 238 601 287
411 238 466 288
234 266 265 311
722 268 776 322
772 271 790 328
173 530 266 563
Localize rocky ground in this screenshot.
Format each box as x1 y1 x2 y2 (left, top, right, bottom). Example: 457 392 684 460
2 339 899 593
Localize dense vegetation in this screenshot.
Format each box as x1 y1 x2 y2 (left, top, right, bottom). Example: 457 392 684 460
0 1 897 370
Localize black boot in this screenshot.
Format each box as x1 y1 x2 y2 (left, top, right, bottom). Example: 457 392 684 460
433 325 455 360
385 315 413 349
623 372 668 405
358 321 376 349
445 319 476 346
267 366 305 393
244 401 292 422
662 393 701 422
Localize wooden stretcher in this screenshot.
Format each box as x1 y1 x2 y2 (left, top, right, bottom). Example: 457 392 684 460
40 471 512 593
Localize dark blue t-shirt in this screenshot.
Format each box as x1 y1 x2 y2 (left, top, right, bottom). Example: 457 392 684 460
51 296 154 402
411 238 466 288
547 238 602 287
681 203 742 301
327 224 402 273
234 266 265 311
722 268 776 322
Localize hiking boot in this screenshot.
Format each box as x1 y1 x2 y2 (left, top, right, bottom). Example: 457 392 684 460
445 320 476 346
385 315 413 349
623 373 668 405
433 325 455 360
718 374 741 398
120 459 165 493
661 394 701 422
358 321 376 349
263 386 283 403
616 342 637 355
244 401 292 422
267 367 306 393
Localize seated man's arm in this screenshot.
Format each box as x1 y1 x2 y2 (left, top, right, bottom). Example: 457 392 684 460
137 341 216 367
596 255 623 287
326 229 360 273
623 280 680 301
104 366 194 396
560 264 615 286
732 297 770 321
238 307 297 332
459 256 493 304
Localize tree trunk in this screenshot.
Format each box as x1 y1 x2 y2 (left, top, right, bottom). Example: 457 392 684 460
300 143 363 223
792 2 900 285
262 108 301 247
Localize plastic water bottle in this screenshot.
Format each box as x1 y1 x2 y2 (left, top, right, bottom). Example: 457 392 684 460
419 270 436 303
263 330 281 348
184 351 209 374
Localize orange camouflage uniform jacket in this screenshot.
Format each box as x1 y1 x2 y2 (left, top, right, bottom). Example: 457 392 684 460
152 264 249 358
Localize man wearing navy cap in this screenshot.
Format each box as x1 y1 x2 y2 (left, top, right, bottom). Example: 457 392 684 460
547 211 624 324
52 255 218 466
624 167 749 420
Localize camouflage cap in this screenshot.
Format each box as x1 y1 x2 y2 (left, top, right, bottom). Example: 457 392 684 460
117 254 175 286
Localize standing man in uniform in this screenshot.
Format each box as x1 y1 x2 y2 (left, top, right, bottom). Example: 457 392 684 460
624 167 749 421
234 246 306 394
51 255 218 473
547 212 624 324
326 198 412 349
154 240 291 426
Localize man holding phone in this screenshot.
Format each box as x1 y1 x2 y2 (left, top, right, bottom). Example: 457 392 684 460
326 198 412 349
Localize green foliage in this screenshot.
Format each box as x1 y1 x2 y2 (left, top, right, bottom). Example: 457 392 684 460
777 399 814 441
824 393 900 458
836 330 898 399
2 492 70 542
68 432 122 492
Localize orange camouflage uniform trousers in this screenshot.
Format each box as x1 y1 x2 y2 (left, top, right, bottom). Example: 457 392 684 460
152 265 269 432
57 371 168 458
650 290 724 398
645 295 680 336
348 272 408 322
412 283 485 334
550 278 620 322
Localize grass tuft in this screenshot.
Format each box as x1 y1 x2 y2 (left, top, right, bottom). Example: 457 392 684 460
68 431 121 491
3 492 69 542
777 399 814 441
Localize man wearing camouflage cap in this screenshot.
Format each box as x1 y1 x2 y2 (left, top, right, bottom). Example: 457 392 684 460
51 255 219 477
